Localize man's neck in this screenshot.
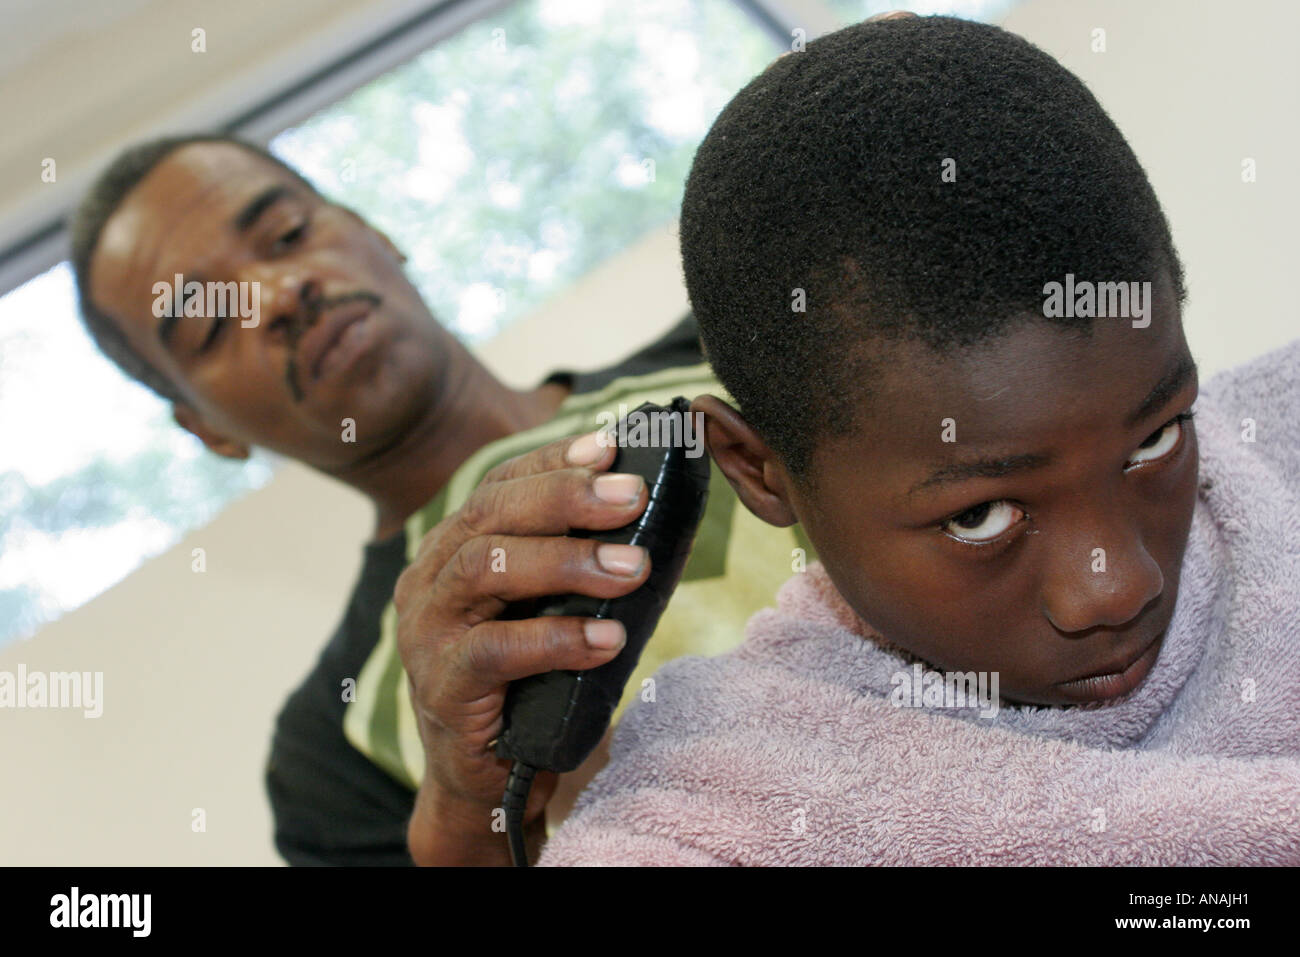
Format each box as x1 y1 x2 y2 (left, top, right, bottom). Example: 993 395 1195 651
331 353 571 542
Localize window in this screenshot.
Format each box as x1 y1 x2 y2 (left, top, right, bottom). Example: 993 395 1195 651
271 0 780 341
0 265 275 645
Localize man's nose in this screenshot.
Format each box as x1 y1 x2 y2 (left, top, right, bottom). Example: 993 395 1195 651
1040 508 1164 634
241 268 320 342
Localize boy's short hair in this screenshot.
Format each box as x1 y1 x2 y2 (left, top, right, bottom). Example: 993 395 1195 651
680 16 1186 475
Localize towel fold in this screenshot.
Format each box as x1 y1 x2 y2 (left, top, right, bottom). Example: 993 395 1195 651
540 340 1300 866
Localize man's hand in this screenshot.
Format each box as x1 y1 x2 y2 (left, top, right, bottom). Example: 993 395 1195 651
394 430 651 865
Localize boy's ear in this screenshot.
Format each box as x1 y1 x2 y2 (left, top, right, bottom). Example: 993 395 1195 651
691 395 798 528
173 403 251 460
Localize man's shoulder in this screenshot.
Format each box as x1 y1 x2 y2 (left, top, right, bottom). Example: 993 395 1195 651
406 317 714 541
549 314 704 397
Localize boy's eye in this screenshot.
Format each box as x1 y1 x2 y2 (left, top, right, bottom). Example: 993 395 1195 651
1124 413 1191 469
941 500 1024 544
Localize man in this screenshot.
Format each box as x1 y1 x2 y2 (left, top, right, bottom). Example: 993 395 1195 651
70 134 808 864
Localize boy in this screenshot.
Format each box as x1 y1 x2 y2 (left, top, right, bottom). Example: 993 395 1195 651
538 16 1300 865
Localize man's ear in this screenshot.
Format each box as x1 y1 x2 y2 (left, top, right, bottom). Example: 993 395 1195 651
691 394 798 528
173 403 251 460
338 204 407 264
369 224 407 265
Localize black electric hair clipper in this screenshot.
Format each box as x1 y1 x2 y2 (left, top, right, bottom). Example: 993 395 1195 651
495 396 710 865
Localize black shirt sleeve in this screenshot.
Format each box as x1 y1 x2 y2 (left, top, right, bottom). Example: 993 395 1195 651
265 533 415 865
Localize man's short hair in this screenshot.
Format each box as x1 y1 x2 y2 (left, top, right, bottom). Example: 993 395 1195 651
69 134 318 405
680 16 1186 475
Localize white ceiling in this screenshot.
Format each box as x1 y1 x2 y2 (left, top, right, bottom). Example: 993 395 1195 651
0 0 157 74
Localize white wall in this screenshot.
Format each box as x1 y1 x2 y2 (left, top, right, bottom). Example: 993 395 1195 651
1002 0 1300 377
2 0 1296 864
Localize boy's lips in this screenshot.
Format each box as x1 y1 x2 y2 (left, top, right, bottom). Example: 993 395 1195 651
1055 630 1166 702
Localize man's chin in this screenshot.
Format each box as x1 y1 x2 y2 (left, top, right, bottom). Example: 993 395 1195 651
326 383 434 452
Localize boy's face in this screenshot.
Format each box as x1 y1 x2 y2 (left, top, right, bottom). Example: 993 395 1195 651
709 278 1199 706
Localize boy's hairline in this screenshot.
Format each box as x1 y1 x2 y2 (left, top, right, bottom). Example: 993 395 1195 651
752 267 1189 494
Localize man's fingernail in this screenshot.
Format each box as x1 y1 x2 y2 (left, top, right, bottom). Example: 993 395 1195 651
584 619 626 650
597 543 645 575
593 473 643 504
567 432 605 465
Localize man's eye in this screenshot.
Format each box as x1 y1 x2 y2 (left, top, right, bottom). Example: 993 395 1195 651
272 221 308 253
197 317 225 353
1125 412 1192 468
940 500 1024 544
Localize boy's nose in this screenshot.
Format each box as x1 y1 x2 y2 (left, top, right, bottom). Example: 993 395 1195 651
1040 523 1164 635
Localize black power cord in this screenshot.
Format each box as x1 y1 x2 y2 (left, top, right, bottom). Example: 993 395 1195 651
502 760 537 867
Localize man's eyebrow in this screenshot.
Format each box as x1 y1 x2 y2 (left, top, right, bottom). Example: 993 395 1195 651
1126 353 1198 427
907 451 1052 499
232 185 293 232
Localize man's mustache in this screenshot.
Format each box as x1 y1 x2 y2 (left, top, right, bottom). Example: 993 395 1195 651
285 290 383 401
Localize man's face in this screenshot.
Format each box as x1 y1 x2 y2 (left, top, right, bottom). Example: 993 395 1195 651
89 142 447 468
785 282 1198 706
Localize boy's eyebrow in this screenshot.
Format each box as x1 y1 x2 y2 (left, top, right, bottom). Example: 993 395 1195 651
908 452 1052 499
906 352 1199 501
1126 353 1198 427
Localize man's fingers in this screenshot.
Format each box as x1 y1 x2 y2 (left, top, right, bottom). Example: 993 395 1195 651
451 615 628 694
480 429 617 487
411 464 649 576
440 534 651 623
462 468 647 540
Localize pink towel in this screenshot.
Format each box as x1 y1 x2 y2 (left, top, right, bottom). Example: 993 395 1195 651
540 341 1300 865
